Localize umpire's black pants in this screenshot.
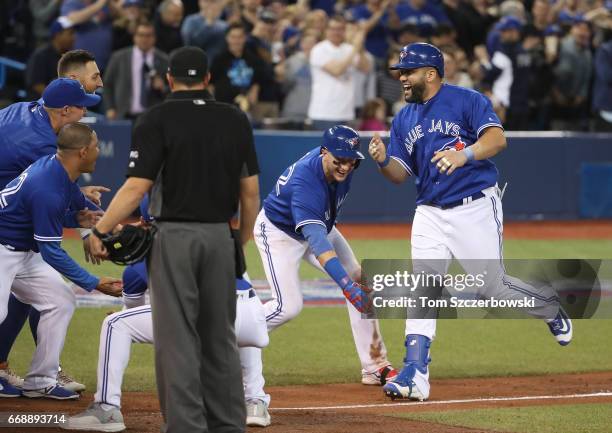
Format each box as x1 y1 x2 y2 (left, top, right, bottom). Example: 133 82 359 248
149 222 245 433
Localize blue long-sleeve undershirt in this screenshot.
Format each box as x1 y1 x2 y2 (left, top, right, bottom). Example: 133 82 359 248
38 241 99 291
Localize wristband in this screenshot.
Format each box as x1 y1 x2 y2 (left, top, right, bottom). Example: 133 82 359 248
462 147 475 162
92 226 111 241
324 257 352 289
377 154 391 168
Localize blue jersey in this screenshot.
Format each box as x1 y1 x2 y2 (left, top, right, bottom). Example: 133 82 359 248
388 84 502 207
0 155 86 252
0 101 57 190
263 147 353 240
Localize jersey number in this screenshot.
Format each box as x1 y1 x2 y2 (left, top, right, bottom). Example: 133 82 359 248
275 163 296 196
0 173 28 208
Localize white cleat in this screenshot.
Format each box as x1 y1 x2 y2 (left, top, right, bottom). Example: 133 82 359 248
62 402 126 432
246 398 271 427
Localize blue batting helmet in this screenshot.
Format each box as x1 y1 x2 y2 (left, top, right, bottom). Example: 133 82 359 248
322 125 364 160
390 42 444 78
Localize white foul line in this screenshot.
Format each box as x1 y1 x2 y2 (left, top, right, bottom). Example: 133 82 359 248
271 391 612 411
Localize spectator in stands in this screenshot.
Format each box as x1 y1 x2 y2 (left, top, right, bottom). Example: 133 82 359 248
308 15 370 129
376 50 402 115
456 0 496 53
210 23 264 116
29 0 62 47
181 0 228 64
480 16 531 130
155 0 184 53
104 21 169 120
551 19 593 131
528 0 555 36
486 0 526 54
112 0 147 51
396 0 450 38
442 50 473 88
393 22 422 50
347 19 376 117
236 0 262 33
348 0 400 61
302 9 328 40
358 97 387 131
61 0 118 71
246 9 282 123
280 33 317 126
26 17 75 98
592 32 612 131
522 24 555 130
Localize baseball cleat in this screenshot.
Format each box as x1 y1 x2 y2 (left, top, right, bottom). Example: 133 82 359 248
246 398 271 427
383 364 428 401
0 376 21 397
22 384 79 400
547 307 573 346
58 370 86 393
63 402 126 432
0 362 24 388
362 365 398 386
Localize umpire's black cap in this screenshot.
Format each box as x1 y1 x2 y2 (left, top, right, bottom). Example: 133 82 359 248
168 46 209 79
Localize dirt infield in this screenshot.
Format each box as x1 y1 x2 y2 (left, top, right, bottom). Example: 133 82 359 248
3 371 612 433
336 220 612 240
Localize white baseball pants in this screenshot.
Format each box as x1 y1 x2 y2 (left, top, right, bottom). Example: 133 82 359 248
254 210 390 374
93 287 269 408
0 247 75 389
407 186 560 339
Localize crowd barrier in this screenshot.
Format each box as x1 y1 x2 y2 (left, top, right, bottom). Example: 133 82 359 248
85 120 612 221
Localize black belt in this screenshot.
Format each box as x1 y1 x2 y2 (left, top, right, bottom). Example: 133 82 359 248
428 191 485 210
237 288 256 298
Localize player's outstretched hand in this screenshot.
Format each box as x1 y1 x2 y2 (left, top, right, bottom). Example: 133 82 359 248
431 150 468 175
342 282 371 314
96 277 123 297
76 209 104 228
368 133 387 164
81 185 111 207
83 236 102 265
90 232 109 260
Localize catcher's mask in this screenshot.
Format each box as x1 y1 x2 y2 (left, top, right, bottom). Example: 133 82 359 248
105 225 156 266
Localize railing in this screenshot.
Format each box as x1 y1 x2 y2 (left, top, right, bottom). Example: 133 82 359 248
0 56 26 90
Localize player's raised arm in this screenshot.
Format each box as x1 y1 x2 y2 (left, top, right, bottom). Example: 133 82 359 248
368 133 410 184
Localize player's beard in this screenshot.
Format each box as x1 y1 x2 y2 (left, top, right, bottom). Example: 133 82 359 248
406 81 426 103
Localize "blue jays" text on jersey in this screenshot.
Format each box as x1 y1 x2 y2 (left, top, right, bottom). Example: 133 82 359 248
263 147 353 240
0 101 57 190
0 155 86 252
388 84 503 207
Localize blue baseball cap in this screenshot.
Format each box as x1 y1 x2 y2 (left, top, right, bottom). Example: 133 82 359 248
498 16 523 32
49 16 73 37
123 0 144 7
42 78 101 108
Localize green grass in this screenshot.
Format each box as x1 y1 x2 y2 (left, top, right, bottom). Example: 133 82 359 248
394 403 612 433
9 308 612 391
62 238 612 281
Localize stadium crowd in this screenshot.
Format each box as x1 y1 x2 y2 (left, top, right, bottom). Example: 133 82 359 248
1 0 611 131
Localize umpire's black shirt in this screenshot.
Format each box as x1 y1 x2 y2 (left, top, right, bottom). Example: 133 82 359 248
127 89 259 222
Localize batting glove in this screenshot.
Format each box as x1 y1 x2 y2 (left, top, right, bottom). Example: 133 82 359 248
342 282 370 314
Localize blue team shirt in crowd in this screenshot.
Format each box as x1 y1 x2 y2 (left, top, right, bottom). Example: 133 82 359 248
388 84 503 207
263 147 353 240
0 101 57 189
0 155 86 252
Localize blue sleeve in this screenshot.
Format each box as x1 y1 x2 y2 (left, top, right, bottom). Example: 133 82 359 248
31 191 65 244
60 0 80 15
302 223 333 257
387 116 414 175
291 173 327 233
464 91 504 138
63 210 79 228
38 241 99 291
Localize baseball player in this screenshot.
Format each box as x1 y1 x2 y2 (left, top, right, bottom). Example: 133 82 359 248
250 125 397 387
64 197 271 432
0 59 106 394
0 123 122 399
368 43 573 401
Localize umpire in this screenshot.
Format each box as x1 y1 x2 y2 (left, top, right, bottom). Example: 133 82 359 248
91 46 260 433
